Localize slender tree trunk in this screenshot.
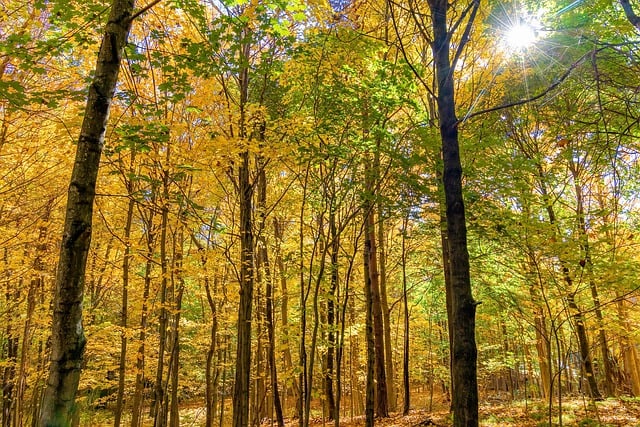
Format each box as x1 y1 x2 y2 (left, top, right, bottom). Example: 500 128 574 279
536 166 601 400
273 218 300 416
115 156 136 427
325 211 338 421
16 275 38 427
303 214 329 427
366 210 389 417
430 0 479 424
131 207 156 427
2 276 18 427
335 236 359 427
378 208 396 412
617 297 640 395
363 238 375 427
168 227 184 427
252 274 266 427
152 161 171 427
204 269 218 427
233 148 254 427
571 168 614 396
401 215 411 416
521 217 552 401
298 168 310 427
232 29 254 427
40 1 135 424
256 161 285 427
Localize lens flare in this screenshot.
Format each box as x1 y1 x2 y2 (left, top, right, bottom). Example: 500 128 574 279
505 23 537 50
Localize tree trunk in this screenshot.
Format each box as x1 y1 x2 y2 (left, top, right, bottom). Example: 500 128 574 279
273 218 301 418
401 215 411 416
115 154 136 427
536 166 601 400
325 211 338 421
2 274 18 427
256 161 285 427
233 146 254 427
378 207 396 412
523 239 552 399
366 210 389 418
363 239 375 427
571 166 614 396
40 1 135 424
273 218 301 416
152 158 171 427
168 227 185 427
617 297 640 395
429 0 479 425
131 207 156 427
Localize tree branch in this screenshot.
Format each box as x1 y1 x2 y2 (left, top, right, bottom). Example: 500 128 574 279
620 0 640 32
451 0 480 73
460 47 607 123
131 0 163 21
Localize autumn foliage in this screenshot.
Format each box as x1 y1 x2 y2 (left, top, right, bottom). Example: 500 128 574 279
1 0 640 426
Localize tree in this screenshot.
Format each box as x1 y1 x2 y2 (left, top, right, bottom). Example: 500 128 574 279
428 0 481 424
39 0 138 424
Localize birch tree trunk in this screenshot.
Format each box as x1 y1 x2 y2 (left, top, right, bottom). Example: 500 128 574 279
40 1 135 424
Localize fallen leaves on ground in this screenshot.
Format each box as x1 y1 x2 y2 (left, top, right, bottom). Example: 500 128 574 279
264 398 640 426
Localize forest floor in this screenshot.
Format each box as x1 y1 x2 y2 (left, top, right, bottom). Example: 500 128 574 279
83 396 640 425
257 397 640 426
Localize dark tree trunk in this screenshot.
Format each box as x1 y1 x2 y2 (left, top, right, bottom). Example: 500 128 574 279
401 215 411 416
40 1 135 424
168 227 185 427
115 181 135 427
132 207 156 427
429 0 479 425
232 34 254 427
378 209 396 412
366 211 389 418
325 211 338 421
363 240 375 427
255 156 284 427
152 164 171 427
233 148 254 427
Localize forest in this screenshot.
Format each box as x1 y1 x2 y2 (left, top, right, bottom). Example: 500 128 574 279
1 0 640 425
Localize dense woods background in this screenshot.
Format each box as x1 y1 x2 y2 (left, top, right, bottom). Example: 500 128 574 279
1 0 640 425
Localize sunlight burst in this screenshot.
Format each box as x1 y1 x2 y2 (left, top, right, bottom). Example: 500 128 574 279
505 22 537 50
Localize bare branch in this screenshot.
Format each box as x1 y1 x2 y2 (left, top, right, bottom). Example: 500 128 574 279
131 0 163 21
460 47 608 123
451 0 480 73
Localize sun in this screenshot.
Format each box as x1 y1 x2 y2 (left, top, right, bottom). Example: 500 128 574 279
505 22 537 50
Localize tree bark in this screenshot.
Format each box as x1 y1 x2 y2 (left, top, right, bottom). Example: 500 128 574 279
131 207 156 427
366 210 389 418
233 148 254 427
429 0 479 425
152 165 171 427
620 0 640 32
40 1 135 424
325 211 338 421
378 207 397 412
114 184 135 427
232 31 254 427
401 215 411 416
255 160 285 427
363 239 375 427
